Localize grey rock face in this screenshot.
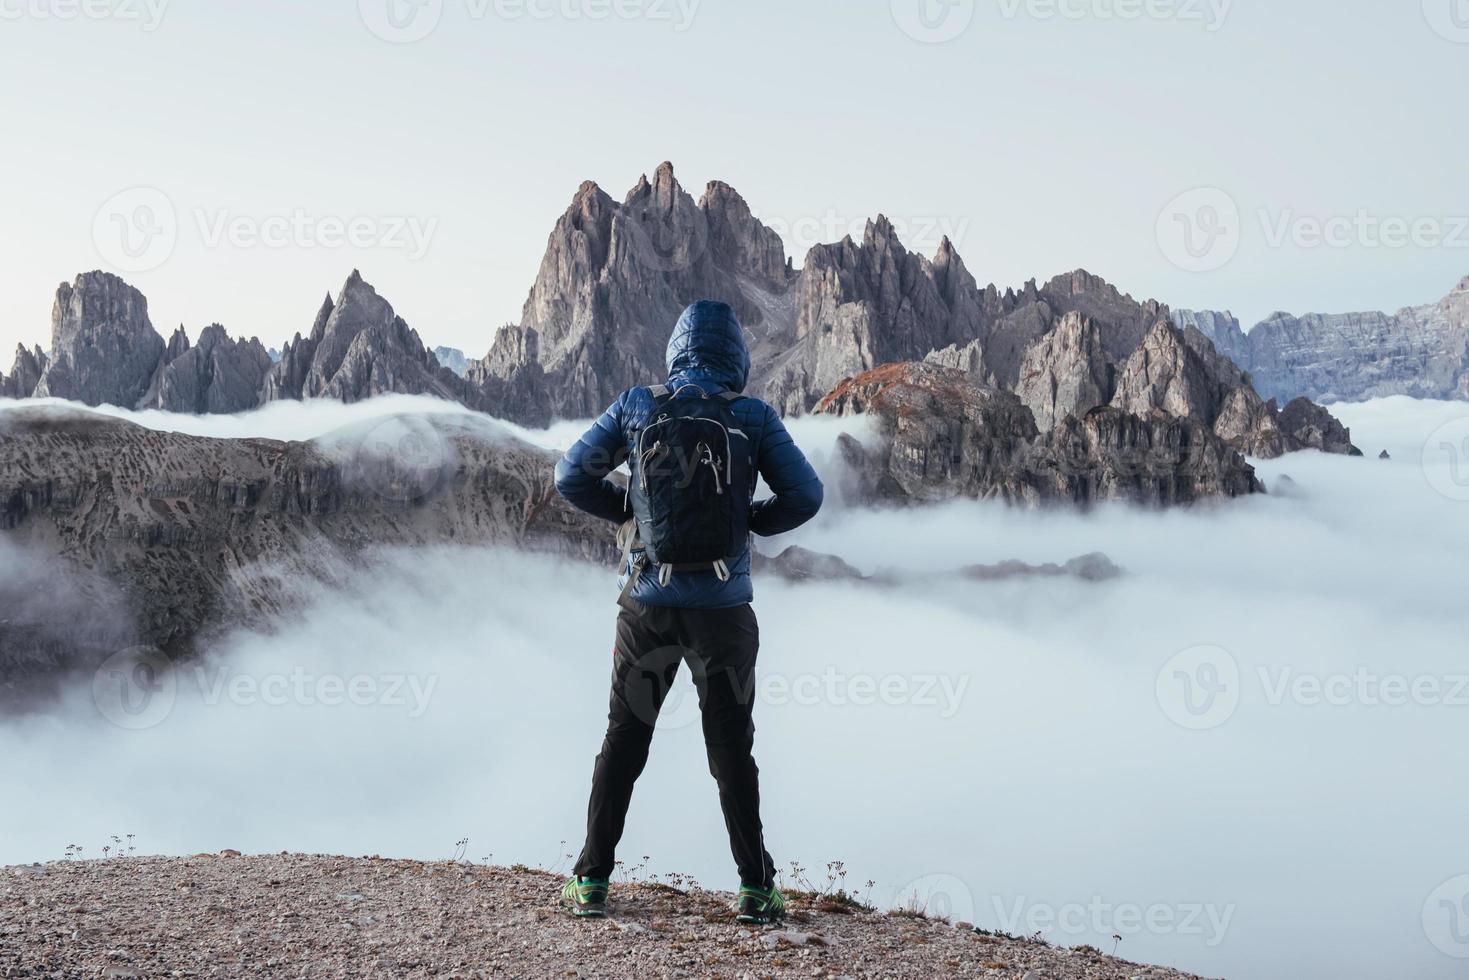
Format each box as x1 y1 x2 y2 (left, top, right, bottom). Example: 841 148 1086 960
813 361 1261 506
262 272 464 405
960 552 1123 582
923 338 989 379
32 272 164 408
262 293 334 402
1007 309 1331 460
1171 309 1249 368
1278 397 1362 456
752 545 865 582
432 346 469 377
1174 276 1469 403
1111 319 1219 422
1107 319 1353 459
472 164 797 425
1 344 47 399
0 408 612 697
139 324 272 414
982 270 1168 388
761 227 993 415
1015 311 1113 430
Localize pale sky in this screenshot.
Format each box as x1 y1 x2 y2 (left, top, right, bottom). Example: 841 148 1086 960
2 0 1467 361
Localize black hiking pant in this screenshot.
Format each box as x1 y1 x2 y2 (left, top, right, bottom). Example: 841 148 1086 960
573 601 776 888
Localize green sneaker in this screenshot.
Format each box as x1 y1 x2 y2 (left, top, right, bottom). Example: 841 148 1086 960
735 883 786 925
561 876 609 918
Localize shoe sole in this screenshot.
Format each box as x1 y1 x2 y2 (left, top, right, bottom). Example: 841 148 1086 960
569 904 607 918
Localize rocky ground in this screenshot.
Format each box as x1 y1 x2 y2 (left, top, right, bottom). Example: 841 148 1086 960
0 854 1216 980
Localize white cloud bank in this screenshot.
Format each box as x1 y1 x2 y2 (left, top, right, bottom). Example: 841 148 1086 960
2 395 1468 980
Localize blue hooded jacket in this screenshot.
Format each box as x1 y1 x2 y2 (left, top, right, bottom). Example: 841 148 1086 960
554 301 824 608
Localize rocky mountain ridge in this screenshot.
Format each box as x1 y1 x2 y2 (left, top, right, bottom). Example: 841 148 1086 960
815 362 1264 507
1173 276 1469 403
2 164 1362 464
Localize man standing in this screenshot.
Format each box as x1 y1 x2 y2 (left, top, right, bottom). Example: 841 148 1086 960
553 300 824 923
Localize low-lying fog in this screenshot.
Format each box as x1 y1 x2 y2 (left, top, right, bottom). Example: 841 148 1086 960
2 394 1467 979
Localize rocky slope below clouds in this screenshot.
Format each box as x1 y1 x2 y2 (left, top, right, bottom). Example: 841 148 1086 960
1174 276 1469 403
0 408 609 702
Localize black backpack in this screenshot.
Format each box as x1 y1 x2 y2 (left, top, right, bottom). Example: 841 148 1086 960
620 383 753 592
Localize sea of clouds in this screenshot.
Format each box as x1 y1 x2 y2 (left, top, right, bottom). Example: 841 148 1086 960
2 394 1468 979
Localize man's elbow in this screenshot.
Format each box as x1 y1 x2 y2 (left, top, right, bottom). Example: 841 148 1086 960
553 456 589 504
797 477 825 520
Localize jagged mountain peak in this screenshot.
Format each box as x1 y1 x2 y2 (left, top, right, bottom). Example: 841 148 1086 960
570 179 608 206
624 160 683 205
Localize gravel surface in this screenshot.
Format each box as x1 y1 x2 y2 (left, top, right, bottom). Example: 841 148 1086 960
1 854 1215 979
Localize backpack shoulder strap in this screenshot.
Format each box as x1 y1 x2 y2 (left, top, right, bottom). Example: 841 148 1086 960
717 391 743 402
648 384 670 399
